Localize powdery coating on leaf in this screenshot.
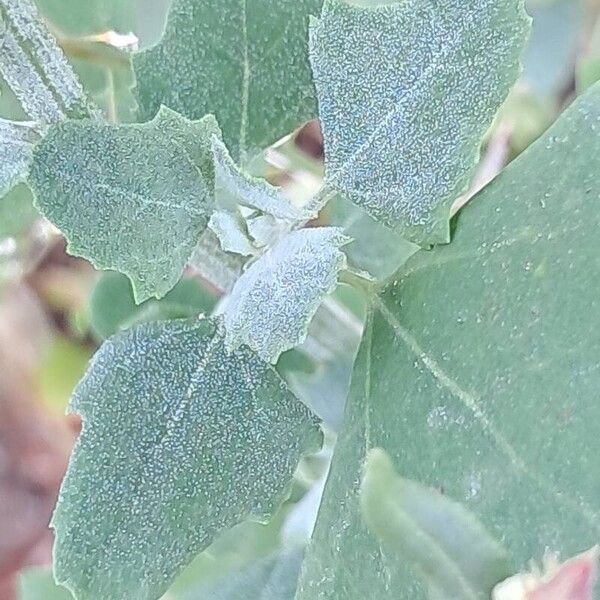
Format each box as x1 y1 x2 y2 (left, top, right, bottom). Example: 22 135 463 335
133 0 322 162
52 317 322 600
309 0 530 245
0 0 97 121
297 84 600 600
212 137 314 221
224 227 349 363
29 108 220 302
209 209 257 256
0 119 40 196
361 449 510 600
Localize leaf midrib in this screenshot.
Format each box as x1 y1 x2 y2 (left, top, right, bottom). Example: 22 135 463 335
369 294 600 534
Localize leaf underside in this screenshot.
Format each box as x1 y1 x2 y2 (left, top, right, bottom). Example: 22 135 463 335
309 0 530 245
53 317 322 600
296 82 600 600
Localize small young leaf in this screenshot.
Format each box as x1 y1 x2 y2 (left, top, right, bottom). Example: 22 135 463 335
209 210 257 257
361 449 510 600
133 0 322 162
185 548 304 600
309 0 530 244
0 0 97 121
223 227 349 363
0 118 41 196
212 137 313 221
52 317 322 600
29 107 220 302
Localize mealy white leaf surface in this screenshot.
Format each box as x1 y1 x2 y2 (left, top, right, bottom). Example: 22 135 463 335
213 137 314 221
53 317 322 600
209 210 257 256
309 0 530 244
223 227 349 363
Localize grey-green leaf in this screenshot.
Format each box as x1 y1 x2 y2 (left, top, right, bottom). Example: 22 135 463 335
309 0 530 244
133 0 322 162
361 449 510 600
209 210 257 256
29 107 220 302
53 317 322 600
88 271 217 341
296 82 600 599
325 193 418 280
223 227 349 363
185 548 304 600
212 137 313 221
0 118 40 196
0 0 97 122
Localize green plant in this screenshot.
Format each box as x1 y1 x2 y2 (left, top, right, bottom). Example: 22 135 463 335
2 0 600 598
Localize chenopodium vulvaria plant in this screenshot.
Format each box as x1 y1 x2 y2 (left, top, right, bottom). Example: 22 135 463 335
2 0 600 598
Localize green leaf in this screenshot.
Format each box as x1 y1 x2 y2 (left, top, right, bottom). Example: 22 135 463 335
20 567 72 600
29 107 220 301
53 317 322 600
523 0 583 98
297 83 600 599
68 42 138 123
35 0 136 36
325 194 418 280
361 449 510 600
88 271 217 340
309 0 530 244
0 182 38 239
223 227 349 363
0 0 97 122
185 548 304 600
209 210 257 257
133 0 322 162
0 118 41 196
212 137 313 220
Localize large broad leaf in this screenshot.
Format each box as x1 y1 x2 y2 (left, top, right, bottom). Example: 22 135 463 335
296 82 600 599
53 317 322 600
133 0 322 163
361 449 510 600
223 227 349 363
309 0 530 245
29 107 219 302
